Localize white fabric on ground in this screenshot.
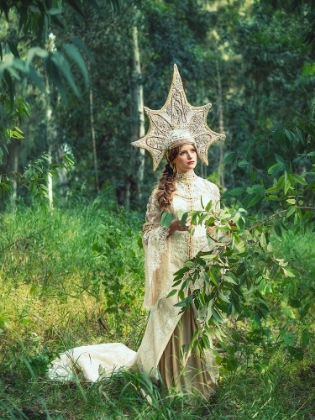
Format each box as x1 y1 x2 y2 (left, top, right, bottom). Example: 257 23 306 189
48 343 136 382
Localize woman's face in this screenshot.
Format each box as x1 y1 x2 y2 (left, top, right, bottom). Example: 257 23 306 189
173 143 197 173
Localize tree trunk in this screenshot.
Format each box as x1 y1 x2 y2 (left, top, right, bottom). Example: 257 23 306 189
127 24 145 209
56 141 69 197
216 60 225 189
45 33 55 209
11 142 19 207
133 25 145 191
46 105 54 209
47 143 53 208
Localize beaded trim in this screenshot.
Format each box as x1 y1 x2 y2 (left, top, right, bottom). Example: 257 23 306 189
168 138 195 150
175 172 197 181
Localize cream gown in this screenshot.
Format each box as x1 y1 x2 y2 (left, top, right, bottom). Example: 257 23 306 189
49 172 219 395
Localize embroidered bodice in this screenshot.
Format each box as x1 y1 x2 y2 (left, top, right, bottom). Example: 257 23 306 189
142 173 220 309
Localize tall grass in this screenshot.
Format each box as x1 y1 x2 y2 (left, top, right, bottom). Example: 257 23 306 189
0 203 314 419
0 202 145 369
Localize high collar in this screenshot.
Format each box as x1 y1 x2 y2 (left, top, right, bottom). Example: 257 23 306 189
175 171 197 183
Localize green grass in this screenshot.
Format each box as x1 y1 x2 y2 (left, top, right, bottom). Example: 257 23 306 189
0 203 314 419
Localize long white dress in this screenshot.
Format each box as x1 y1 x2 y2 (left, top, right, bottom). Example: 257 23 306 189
49 172 219 393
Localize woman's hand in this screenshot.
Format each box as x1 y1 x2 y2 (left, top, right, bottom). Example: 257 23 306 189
168 216 192 236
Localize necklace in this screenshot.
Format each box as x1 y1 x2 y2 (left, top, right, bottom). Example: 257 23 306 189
175 172 196 181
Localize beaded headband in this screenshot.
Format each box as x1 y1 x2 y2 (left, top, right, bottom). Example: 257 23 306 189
131 64 225 170
165 128 195 150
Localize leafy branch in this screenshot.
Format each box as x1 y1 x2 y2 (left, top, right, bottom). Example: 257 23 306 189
0 152 74 203
166 116 315 371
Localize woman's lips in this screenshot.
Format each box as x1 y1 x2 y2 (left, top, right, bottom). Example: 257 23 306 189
188 161 195 164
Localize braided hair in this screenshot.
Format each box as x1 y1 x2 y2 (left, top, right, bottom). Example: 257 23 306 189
155 147 180 212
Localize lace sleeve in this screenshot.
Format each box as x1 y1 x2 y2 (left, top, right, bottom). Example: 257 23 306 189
143 191 170 272
142 191 171 309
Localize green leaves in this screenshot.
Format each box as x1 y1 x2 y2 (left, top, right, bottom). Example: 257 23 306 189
0 41 90 105
224 151 235 164
228 187 244 196
160 211 174 228
169 128 315 370
0 0 114 106
292 174 307 185
178 210 189 227
7 126 24 139
8 152 75 205
160 210 191 229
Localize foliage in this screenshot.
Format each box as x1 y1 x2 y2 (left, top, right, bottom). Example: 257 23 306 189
0 0 315 417
88 206 145 337
40 0 216 207
0 0 122 209
0 93 30 163
208 0 315 191
0 200 144 343
1 0 314 207
0 0 121 103
0 151 74 208
17 152 74 201
292 0 315 52
0 201 314 418
166 115 315 373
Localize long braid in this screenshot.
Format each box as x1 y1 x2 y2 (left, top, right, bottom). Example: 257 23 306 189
155 147 179 212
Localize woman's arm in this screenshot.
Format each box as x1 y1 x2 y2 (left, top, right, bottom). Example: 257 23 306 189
142 191 170 272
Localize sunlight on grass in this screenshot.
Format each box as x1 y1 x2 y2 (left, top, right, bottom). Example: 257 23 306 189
0 204 314 419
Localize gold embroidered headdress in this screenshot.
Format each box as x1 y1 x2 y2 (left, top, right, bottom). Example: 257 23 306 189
131 64 225 170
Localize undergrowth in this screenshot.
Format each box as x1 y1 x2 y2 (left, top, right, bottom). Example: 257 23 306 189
0 202 314 419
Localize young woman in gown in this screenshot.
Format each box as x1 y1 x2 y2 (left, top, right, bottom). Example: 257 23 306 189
49 65 224 398
134 138 220 397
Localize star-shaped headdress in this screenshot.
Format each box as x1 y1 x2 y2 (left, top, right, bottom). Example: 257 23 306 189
131 64 225 170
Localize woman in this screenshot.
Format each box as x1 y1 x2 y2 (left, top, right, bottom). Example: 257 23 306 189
134 133 220 397
49 65 225 397
130 64 225 396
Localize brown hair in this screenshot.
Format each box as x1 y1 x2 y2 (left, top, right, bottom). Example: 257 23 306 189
155 147 180 212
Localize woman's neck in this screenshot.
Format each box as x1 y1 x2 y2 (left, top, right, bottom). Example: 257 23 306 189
175 171 196 180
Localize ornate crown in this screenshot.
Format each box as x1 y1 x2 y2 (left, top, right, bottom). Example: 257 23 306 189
131 64 225 170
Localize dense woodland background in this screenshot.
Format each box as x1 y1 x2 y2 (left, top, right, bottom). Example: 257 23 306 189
1 0 315 419
1 0 314 211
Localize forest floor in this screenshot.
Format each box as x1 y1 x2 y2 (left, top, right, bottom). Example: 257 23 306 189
0 204 314 419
